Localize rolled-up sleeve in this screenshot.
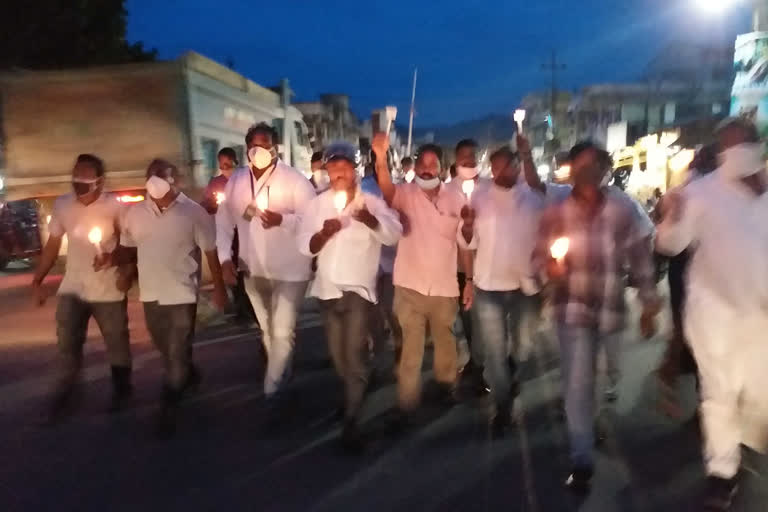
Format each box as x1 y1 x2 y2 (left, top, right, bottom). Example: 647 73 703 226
367 196 402 246
194 207 217 253
281 176 316 235
656 191 696 257
296 197 320 257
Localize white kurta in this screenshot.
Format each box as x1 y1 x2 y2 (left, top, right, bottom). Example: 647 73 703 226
656 169 768 478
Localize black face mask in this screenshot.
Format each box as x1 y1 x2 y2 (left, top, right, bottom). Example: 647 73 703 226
72 182 93 196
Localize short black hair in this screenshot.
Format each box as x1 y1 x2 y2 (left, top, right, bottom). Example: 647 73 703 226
416 143 443 165
145 158 178 180
490 146 518 164
455 138 478 153
218 147 237 163
245 122 279 147
401 156 414 168
75 153 105 177
311 151 324 163
568 140 606 162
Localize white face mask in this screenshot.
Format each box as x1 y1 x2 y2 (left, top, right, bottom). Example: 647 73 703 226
248 146 276 171
146 175 171 199
313 170 330 190
456 166 479 180
718 143 765 180
414 175 441 190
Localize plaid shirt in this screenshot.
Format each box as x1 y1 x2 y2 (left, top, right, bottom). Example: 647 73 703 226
534 189 657 333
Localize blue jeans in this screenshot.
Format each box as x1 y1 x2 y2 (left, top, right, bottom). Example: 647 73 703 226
473 288 526 408
557 324 621 468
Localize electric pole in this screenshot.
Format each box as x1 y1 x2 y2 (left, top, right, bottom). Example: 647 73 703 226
542 50 566 135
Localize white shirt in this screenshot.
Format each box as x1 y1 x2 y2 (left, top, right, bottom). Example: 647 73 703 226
459 182 547 293
217 162 316 282
298 189 402 303
49 193 124 302
656 170 768 314
122 194 216 305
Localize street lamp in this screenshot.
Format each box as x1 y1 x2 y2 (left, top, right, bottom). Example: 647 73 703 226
695 0 740 13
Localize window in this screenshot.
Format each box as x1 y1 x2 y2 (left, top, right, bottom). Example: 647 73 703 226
294 121 309 146
200 137 220 174
231 145 245 166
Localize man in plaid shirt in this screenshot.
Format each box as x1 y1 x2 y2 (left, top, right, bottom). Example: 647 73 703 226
534 141 661 493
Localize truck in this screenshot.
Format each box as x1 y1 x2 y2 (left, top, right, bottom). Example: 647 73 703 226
0 51 313 263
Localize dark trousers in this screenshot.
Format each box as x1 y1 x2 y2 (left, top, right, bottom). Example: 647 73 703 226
660 250 698 382
56 295 131 390
455 272 479 364
320 292 372 422
370 272 403 365
143 302 197 393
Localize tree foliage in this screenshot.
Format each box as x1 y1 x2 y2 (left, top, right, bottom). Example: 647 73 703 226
0 0 156 70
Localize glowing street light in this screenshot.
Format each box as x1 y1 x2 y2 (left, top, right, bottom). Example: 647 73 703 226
695 0 740 13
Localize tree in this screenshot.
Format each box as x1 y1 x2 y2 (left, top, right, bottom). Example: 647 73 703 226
0 0 156 70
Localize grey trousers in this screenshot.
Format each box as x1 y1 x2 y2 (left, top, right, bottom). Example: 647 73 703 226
143 302 197 391
319 292 372 422
56 294 131 386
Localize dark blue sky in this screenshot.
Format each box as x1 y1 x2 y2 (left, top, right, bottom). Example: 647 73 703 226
126 0 749 127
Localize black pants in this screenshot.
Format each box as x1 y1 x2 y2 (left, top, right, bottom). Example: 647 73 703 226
661 250 698 380
456 272 475 359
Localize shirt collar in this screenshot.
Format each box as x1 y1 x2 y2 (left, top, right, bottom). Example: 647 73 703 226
148 192 185 216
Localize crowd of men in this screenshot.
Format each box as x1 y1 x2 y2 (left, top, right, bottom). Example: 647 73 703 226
30 117 768 510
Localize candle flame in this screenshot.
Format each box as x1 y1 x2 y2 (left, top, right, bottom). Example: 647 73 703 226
334 190 348 213
462 179 475 198
88 227 103 245
255 193 268 211
405 169 415 183
215 192 226 205
550 237 570 261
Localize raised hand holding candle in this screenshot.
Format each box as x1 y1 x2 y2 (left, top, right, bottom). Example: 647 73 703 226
550 237 569 263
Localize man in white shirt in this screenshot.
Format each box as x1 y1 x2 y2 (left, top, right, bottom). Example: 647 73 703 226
657 118 768 511
216 123 316 403
459 143 549 436
120 159 228 438
32 154 132 423
298 141 401 451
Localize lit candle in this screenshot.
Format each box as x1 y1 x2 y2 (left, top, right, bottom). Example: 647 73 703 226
215 192 226 205
334 190 348 213
405 169 415 183
462 179 475 201
550 237 570 263
88 227 103 254
255 192 268 211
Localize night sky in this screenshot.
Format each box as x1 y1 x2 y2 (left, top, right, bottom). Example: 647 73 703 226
126 0 749 127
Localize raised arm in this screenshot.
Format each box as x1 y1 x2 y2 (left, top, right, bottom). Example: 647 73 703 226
518 134 545 194
372 132 396 206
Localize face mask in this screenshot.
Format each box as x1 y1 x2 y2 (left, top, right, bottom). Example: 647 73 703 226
414 175 441 190
72 178 101 197
456 166 479 180
146 175 171 199
717 143 765 180
248 146 276 171
313 170 330 190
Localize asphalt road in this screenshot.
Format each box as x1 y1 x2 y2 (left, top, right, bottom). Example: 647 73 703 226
0 269 766 512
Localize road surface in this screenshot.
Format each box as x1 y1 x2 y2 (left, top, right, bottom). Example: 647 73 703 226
0 267 766 511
